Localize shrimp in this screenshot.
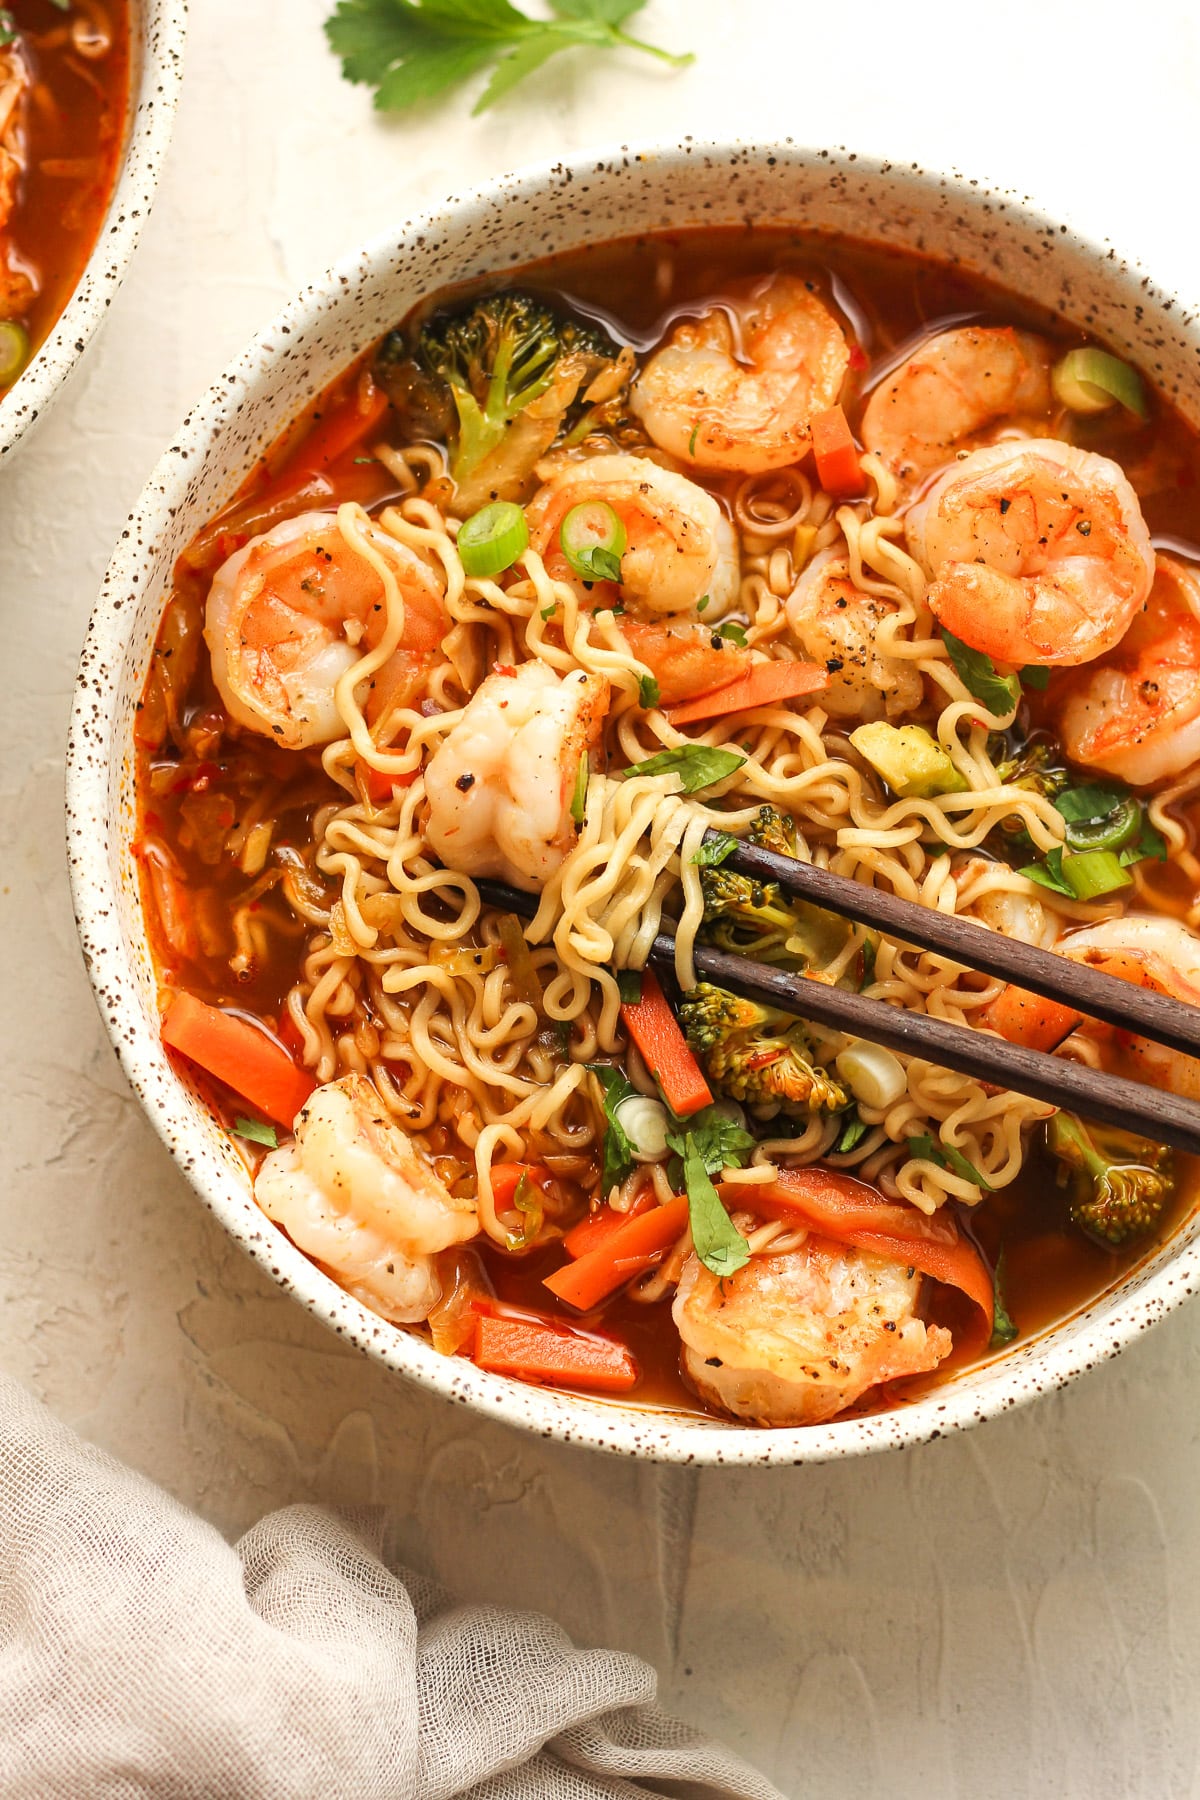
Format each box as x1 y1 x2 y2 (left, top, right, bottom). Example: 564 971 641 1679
424 660 609 891
629 273 850 474
905 439 1154 668
673 1240 951 1426
525 453 738 615
205 510 447 750
861 326 1053 492
1056 554 1200 786
784 548 923 721
1061 915 1200 1099
255 1074 479 1323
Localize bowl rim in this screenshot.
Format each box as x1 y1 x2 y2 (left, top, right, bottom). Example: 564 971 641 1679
0 0 189 460
66 136 1200 1466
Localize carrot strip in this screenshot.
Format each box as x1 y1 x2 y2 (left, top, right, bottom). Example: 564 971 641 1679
162 992 315 1128
620 971 712 1117
811 404 866 498
546 1196 690 1311
473 1312 639 1394
667 659 829 726
982 984 1081 1053
733 1165 994 1337
563 1190 656 1259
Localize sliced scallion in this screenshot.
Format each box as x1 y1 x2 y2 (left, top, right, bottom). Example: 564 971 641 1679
457 500 529 577
570 754 589 825
1060 848 1133 901
1052 348 1149 421
560 500 626 583
1063 794 1141 855
0 320 29 387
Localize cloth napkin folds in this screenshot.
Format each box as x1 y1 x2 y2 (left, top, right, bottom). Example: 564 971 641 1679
0 1375 781 1798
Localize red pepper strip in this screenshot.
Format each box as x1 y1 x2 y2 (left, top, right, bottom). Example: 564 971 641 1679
620 970 712 1117
726 1165 994 1340
355 758 419 807
666 659 829 727
162 992 315 1128
545 1196 690 1312
563 1190 656 1259
811 403 866 499
473 1312 639 1394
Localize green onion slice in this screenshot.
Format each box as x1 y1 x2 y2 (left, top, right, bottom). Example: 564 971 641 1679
0 320 30 387
560 501 627 584
1052 348 1149 421
1060 848 1133 901
570 754 589 825
457 501 529 578
1063 794 1141 855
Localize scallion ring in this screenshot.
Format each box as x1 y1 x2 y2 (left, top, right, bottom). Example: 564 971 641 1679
1063 795 1141 855
1060 849 1133 901
1052 348 1149 421
457 501 529 578
559 500 627 584
0 320 30 387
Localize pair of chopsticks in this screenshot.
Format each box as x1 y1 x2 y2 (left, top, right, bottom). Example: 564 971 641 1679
477 831 1200 1157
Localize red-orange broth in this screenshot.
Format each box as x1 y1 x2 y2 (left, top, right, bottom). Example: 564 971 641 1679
0 0 130 392
135 229 1200 1423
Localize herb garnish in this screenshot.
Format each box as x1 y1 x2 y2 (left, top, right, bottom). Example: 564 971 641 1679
941 628 1021 717
622 744 746 793
234 1117 279 1149
637 671 661 710
325 0 693 117
665 1106 754 1279
907 1131 993 1190
691 830 739 869
989 1248 1018 1348
587 1063 638 1191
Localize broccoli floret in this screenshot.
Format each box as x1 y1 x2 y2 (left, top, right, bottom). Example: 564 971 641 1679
375 291 630 512
699 805 849 971
1046 1112 1174 1247
679 983 847 1117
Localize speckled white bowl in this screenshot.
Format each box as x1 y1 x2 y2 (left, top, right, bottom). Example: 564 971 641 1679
66 142 1200 1465
0 0 187 461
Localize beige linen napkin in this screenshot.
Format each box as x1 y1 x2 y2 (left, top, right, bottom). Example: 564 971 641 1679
0 1375 780 1799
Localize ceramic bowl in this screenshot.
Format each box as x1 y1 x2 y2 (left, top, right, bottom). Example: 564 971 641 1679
65 141 1200 1466
0 0 187 461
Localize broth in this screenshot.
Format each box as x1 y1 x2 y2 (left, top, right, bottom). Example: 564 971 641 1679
135 228 1200 1424
1 0 131 393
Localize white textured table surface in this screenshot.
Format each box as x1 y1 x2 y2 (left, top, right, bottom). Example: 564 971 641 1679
5 3 1200 1792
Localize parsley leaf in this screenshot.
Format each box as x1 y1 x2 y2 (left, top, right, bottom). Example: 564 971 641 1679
233 1117 279 1149
1120 813 1168 867
907 1131 993 1190
587 1064 638 1191
637 671 661 710
716 620 748 647
691 831 739 868
835 1110 870 1153
1054 783 1129 825
941 628 1021 716
667 1106 754 1176
622 744 746 793
1019 845 1074 898
680 1136 750 1279
573 543 623 583
1020 663 1050 691
325 0 693 117
989 1248 1018 1349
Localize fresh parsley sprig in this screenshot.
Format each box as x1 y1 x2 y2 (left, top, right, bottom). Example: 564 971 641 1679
666 1108 754 1279
325 0 694 117
622 744 746 794
941 628 1021 717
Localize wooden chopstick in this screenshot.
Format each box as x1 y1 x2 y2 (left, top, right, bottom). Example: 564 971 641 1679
722 833 1200 1061
476 877 1200 1157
